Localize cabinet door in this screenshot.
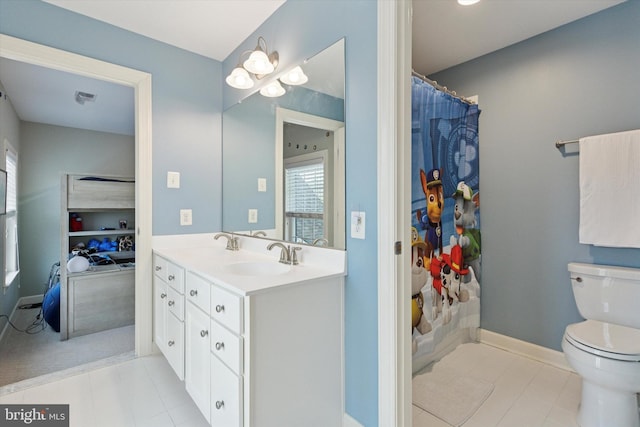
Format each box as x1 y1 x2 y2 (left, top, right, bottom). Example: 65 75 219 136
211 354 243 427
166 311 184 381
153 278 168 354
185 301 211 422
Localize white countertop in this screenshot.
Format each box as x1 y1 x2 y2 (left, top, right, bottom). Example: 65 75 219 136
152 233 347 296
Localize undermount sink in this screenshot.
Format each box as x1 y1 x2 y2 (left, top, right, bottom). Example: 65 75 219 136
224 261 291 277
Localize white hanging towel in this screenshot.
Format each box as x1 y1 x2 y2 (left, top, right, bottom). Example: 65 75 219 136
579 129 640 248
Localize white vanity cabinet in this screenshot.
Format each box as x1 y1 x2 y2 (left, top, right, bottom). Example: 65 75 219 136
153 242 345 427
153 254 185 380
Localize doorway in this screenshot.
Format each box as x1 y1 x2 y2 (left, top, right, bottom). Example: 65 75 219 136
0 34 153 387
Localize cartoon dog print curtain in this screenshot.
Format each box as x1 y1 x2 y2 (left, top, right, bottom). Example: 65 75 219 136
410 76 482 365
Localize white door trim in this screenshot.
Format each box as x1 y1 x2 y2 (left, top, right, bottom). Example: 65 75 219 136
275 107 344 245
377 1 412 426
0 34 154 357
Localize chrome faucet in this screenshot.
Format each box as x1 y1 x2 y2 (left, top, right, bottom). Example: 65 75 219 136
312 238 329 247
251 230 267 237
214 232 239 251
267 242 302 265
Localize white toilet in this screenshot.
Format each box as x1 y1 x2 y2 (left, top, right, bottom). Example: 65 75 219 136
562 262 640 427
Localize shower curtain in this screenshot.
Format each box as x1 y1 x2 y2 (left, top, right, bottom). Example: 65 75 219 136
410 76 481 372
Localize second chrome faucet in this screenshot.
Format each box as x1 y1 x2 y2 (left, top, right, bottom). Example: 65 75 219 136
267 242 301 265
214 232 239 251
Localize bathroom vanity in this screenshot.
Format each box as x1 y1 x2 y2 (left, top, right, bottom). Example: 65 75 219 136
152 234 346 426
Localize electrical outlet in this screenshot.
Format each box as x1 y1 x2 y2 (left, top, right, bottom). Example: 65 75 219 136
167 171 180 188
351 211 365 239
180 209 192 226
258 178 267 192
248 209 258 223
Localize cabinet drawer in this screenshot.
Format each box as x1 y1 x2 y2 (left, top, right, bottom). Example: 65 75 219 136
167 262 185 294
153 255 168 279
166 312 184 381
211 319 243 375
211 286 243 334
211 354 243 427
186 272 211 314
167 286 184 321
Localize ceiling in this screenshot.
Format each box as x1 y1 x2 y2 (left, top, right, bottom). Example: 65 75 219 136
0 0 626 136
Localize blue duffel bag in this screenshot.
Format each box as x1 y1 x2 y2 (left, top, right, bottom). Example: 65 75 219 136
42 282 61 332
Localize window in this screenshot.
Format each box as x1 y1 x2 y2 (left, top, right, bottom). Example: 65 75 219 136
284 151 327 245
5 141 19 287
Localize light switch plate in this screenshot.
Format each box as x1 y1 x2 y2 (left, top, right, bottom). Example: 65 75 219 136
248 209 258 223
167 171 180 189
180 209 192 226
351 211 365 239
258 178 267 192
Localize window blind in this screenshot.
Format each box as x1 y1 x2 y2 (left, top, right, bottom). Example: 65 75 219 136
285 158 324 243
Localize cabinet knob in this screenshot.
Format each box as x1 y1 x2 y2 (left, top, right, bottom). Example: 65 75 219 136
215 304 225 313
168 300 175 307
215 342 225 351
160 293 167 299
215 401 224 410
190 289 198 297
155 265 162 271
168 340 175 347
200 330 209 338
168 274 175 281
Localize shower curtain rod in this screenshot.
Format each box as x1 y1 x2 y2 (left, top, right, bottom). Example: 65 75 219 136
411 70 475 105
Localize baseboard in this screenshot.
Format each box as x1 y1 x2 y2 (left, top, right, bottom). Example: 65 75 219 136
344 413 364 427
0 294 44 344
479 328 573 372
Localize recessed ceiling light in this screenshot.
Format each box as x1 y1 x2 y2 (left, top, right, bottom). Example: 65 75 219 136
458 0 481 5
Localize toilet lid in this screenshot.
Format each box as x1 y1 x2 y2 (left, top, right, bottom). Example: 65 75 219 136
565 320 640 362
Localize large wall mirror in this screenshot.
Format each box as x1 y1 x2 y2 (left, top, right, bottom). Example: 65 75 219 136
222 38 345 249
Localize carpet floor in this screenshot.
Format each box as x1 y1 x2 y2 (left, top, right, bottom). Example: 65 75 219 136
0 306 134 387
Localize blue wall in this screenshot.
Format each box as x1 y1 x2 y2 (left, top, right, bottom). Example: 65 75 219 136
0 0 223 235
1 0 379 425
223 2 379 424
430 1 640 352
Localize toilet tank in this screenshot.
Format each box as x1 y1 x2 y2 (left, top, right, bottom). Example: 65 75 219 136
568 262 640 329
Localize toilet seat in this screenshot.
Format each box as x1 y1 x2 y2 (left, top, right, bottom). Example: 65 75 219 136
565 320 640 362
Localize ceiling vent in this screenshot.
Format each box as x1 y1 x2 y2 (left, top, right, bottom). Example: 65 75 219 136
75 91 97 105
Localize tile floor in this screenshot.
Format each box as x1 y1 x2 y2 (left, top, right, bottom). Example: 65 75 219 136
0 342 581 427
0 353 208 427
413 342 581 427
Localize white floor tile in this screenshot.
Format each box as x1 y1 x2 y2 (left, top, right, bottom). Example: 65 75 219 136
1 342 584 427
413 343 582 427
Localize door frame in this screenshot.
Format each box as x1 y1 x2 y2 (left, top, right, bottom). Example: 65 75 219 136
275 107 345 247
377 0 412 425
0 34 154 357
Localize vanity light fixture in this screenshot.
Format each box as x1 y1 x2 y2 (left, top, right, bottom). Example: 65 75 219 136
225 66 254 89
259 80 286 98
457 0 481 5
280 66 308 86
225 36 279 89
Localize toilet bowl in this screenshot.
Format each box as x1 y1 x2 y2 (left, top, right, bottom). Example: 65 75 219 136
562 320 640 427
563 263 640 427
